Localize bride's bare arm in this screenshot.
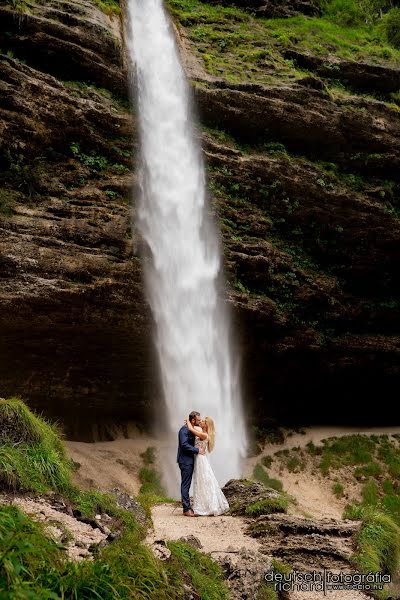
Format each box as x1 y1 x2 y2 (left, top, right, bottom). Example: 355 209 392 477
184 419 208 440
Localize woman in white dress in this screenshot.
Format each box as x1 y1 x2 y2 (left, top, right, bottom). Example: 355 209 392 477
185 416 229 516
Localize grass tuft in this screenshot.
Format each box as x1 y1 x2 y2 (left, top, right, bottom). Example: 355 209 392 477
245 496 289 516
167 540 230 599
253 464 283 492
351 507 400 578
0 397 72 493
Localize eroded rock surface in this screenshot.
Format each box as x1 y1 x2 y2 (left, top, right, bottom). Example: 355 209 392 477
0 0 400 433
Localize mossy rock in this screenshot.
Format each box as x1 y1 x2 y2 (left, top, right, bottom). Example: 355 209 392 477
222 478 286 515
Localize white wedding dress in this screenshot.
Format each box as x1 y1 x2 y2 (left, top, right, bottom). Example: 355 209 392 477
191 426 229 516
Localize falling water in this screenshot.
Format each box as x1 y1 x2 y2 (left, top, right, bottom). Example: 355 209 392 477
126 0 247 493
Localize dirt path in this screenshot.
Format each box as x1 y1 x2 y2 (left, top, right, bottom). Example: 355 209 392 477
146 502 262 556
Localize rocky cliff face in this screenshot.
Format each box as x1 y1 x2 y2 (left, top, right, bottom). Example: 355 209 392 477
0 0 156 438
0 0 399 437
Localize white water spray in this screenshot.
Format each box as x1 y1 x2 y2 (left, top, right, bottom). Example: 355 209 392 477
126 0 247 494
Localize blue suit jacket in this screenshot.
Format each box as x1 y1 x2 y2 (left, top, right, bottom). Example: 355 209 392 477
177 424 199 465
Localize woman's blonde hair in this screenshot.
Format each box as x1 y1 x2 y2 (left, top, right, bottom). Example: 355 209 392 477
205 416 215 452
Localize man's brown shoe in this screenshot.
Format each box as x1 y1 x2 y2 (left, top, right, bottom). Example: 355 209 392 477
183 509 196 517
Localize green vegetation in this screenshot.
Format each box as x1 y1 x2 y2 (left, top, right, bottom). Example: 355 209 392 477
140 446 156 465
92 0 120 16
0 502 185 599
304 434 400 543
167 541 229 600
255 585 278 600
0 189 16 216
245 495 289 516
70 142 129 174
307 434 378 475
350 507 400 594
167 0 400 87
63 81 130 111
287 455 303 472
0 397 72 492
1 0 27 11
256 558 291 599
137 448 175 514
385 7 400 47
253 463 284 492
0 399 229 598
261 455 273 469
332 482 344 498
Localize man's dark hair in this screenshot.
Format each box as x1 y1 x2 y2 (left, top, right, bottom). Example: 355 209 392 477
189 411 200 422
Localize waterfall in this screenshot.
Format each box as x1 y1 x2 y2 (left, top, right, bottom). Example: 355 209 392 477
126 0 247 494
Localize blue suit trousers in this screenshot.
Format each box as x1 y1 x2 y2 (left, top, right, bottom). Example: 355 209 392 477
179 461 194 512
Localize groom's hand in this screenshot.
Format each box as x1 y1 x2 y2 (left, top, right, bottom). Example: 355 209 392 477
198 448 205 455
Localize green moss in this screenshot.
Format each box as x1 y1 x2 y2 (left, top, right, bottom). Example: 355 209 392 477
245 496 289 516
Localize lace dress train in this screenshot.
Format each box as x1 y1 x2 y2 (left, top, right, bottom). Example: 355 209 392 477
191 429 229 516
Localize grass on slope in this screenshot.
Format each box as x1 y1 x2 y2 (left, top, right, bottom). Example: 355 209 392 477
0 503 207 600
346 506 400 599
267 434 400 597
0 399 229 599
167 0 400 85
0 397 72 492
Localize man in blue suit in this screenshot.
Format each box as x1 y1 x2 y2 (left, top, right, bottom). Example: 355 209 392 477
177 410 205 516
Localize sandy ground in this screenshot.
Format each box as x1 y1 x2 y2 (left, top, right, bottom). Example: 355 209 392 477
62 427 400 599
243 425 400 520
66 436 156 495
65 425 400 517
146 502 262 556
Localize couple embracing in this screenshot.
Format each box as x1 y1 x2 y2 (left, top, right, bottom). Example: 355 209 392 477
177 410 229 517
